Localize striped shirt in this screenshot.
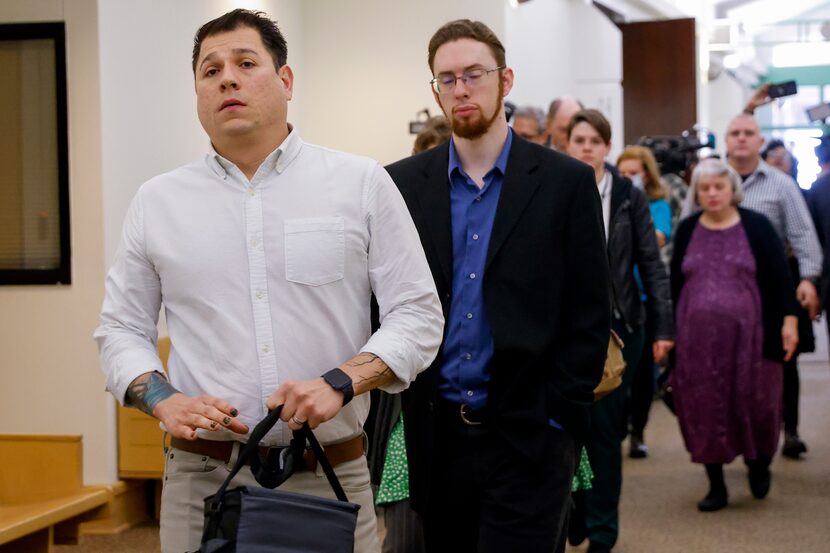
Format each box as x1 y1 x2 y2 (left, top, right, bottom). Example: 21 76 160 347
682 159 822 278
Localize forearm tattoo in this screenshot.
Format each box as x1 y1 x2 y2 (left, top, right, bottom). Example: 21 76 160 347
347 353 393 387
126 372 179 417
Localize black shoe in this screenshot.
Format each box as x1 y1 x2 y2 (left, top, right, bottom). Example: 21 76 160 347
697 488 728 512
782 432 808 459
629 433 648 459
748 464 772 499
587 542 612 553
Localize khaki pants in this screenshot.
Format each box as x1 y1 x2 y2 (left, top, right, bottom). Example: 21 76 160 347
159 444 380 553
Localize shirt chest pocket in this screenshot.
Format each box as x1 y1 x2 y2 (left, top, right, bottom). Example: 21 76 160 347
284 217 345 286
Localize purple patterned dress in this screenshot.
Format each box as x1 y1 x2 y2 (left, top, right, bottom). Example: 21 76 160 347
672 222 782 464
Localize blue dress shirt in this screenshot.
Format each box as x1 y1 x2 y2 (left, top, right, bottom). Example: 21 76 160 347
439 131 512 409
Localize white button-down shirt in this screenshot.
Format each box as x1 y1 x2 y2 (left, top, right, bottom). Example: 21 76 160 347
95 128 443 445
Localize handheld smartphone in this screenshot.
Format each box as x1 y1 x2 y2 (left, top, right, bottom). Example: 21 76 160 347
767 80 798 99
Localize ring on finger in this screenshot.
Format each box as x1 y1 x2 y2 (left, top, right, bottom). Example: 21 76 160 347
291 416 306 426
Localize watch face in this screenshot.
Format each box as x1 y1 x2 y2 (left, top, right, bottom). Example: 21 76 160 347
325 368 354 406
325 368 352 390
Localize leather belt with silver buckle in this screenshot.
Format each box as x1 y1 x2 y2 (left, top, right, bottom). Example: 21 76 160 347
170 434 365 472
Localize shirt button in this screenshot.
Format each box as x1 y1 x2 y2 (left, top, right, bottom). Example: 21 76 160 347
464 353 472 360
475 196 482 202
248 188 256 196
262 345 270 353
255 290 264 300
466 312 473 319
472 234 479 240
469 273 476 279
467 390 474 397
250 238 259 248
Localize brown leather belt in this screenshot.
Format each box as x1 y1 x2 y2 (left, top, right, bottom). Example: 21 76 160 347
170 434 365 472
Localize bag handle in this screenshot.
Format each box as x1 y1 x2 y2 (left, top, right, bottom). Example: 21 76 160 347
210 406 350 503
300 422 349 502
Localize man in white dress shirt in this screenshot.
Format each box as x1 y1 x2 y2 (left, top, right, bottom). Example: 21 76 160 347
94 9 443 553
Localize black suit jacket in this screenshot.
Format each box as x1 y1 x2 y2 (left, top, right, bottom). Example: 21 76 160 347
385 136 611 512
807 172 830 305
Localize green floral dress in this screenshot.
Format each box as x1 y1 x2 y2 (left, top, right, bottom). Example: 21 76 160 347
572 447 593 491
376 414 593 504
376 414 410 504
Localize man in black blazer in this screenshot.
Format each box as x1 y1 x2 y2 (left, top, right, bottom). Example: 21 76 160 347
385 19 611 553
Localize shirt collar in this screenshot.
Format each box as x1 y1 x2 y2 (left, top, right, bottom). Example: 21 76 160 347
206 124 303 179
740 158 770 187
447 128 513 182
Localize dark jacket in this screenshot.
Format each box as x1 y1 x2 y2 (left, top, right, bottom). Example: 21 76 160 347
807 172 830 306
606 170 674 339
385 136 611 512
671 208 798 362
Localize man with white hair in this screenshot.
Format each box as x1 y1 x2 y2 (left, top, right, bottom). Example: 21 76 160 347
512 105 547 145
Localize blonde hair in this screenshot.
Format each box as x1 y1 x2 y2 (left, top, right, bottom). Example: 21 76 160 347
688 157 745 207
616 146 668 201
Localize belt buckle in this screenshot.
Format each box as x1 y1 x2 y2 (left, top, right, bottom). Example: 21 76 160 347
459 404 482 426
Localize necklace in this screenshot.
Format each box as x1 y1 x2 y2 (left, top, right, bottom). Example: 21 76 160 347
598 173 611 200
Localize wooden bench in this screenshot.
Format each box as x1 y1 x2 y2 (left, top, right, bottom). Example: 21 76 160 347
0 435 110 553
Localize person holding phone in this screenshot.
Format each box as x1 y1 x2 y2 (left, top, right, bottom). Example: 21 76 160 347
743 81 798 115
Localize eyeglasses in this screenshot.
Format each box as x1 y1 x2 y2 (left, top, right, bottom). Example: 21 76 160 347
430 66 505 94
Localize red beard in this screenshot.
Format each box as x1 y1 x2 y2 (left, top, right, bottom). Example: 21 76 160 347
442 77 504 140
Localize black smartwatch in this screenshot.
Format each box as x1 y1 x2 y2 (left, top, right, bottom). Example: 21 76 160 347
322 368 354 406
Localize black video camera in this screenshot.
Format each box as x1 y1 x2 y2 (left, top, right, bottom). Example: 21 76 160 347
637 129 713 177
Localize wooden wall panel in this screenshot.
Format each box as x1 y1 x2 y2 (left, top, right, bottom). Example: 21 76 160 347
620 18 697 146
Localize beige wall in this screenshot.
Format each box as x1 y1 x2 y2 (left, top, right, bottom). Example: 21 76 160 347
298 0 504 165
0 0 110 483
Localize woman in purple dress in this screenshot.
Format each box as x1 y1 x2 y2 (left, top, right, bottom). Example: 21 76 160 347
670 158 799 512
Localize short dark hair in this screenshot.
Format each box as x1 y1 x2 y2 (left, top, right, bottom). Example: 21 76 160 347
761 139 786 160
428 19 505 73
567 109 612 145
192 9 287 73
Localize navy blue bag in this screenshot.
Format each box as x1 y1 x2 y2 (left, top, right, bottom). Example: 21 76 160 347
197 406 360 553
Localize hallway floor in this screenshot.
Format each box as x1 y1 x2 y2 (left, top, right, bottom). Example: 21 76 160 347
58 326 830 553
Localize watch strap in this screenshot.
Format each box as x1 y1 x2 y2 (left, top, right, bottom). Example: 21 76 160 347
322 368 354 406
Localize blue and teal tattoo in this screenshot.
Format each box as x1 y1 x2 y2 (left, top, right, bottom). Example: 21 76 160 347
126 372 179 417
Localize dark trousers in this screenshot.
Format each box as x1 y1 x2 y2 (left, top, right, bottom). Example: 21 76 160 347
782 257 815 435
584 321 645 549
782 354 801 434
423 413 576 553
629 315 656 437
382 500 426 553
